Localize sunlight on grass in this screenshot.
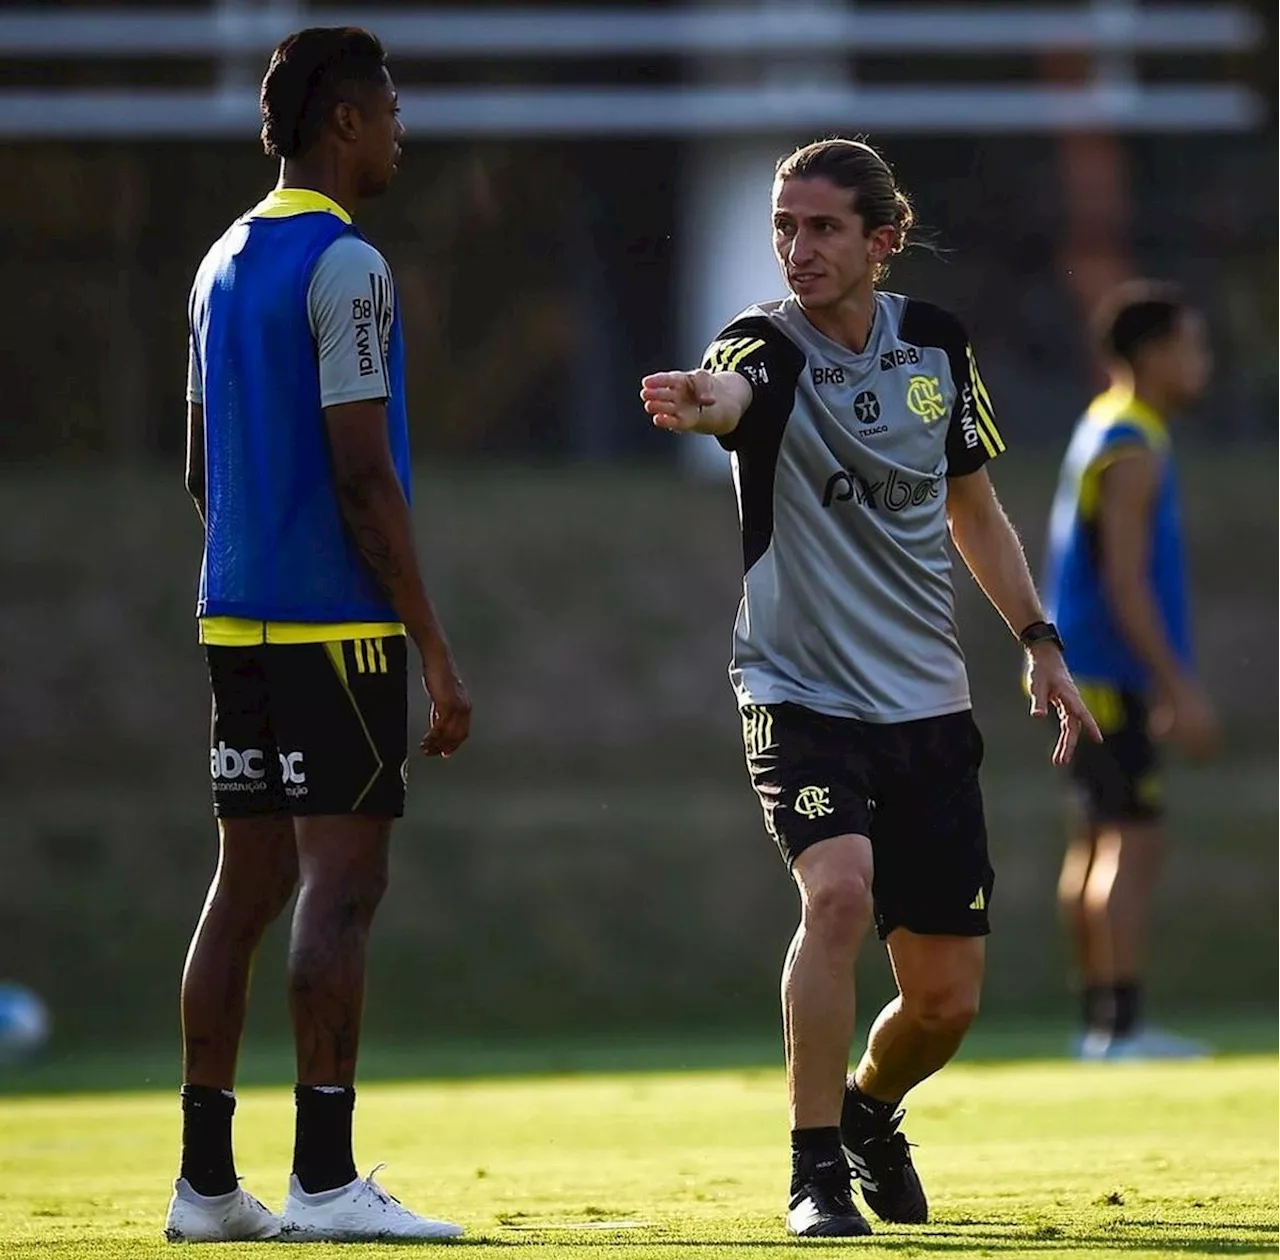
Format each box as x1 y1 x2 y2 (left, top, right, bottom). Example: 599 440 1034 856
0 1054 1276 1258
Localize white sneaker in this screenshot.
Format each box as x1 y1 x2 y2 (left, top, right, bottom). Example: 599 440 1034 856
164 1178 281 1242
1077 1027 1212 1062
280 1165 463 1242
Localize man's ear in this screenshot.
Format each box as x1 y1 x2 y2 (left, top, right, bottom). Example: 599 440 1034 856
331 99 360 143
867 223 897 265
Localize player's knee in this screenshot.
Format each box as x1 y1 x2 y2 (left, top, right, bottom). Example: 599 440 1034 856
210 863 297 932
302 862 388 929
903 984 980 1038
803 872 874 945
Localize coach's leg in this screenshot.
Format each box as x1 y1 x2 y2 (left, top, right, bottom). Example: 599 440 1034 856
853 931 984 1105
786 834 876 1127
287 814 391 1193
179 814 298 1193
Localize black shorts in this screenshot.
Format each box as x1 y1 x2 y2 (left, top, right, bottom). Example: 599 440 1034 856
207 636 408 818
740 703 993 939
1069 684 1162 824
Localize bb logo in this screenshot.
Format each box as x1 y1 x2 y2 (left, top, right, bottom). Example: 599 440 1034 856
795 786 834 819
852 391 881 423
880 346 921 371
210 742 264 781
906 375 947 423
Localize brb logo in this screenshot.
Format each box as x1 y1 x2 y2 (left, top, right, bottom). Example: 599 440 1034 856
822 467 941 511
210 742 307 794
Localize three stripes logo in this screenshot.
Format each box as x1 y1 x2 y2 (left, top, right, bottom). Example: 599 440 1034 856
703 336 766 375
741 705 775 759
969 888 986 911
352 638 389 675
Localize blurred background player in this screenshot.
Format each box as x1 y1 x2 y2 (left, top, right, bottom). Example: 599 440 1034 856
1043 281 1220 1062
167 27 470 1243
641 138 1099 1239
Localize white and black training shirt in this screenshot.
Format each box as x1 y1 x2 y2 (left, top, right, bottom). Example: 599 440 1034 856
702 291 1006 724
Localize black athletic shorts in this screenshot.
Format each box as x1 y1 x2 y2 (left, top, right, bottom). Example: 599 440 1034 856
207 636 408 818
740 702 993 938
1069 684 1162 824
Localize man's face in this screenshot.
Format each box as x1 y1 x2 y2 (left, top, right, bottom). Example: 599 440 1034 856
1141 309 1212 408
772 176 894 310
352 72 403 199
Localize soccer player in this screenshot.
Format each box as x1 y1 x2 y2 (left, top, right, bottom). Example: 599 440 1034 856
640 138 1100 1239
1043 282 1219 1061
164 28 470 1243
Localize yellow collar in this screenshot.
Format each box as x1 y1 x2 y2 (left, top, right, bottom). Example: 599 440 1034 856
1088 385 1167 445
247 187 353 224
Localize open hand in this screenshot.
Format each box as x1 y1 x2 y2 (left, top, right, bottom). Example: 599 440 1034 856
1026 644 1103 767
420 652 471 758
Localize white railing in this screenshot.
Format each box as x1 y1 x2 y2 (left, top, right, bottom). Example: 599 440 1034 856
0 5 1261 57
0 3 1264 138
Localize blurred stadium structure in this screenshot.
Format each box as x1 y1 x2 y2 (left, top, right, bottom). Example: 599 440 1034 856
0 2 1274 1049
1 0 1274 459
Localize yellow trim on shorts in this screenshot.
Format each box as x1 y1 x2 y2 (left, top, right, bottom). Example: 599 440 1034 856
199 617 405 647
323 641 384 811
1074 681 1127 736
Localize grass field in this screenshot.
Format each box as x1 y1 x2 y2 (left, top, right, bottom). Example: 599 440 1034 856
0 1051 1275 1259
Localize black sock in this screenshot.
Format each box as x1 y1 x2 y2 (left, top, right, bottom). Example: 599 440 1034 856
293 1085 358 1195
1112 982 1142 1038
790 1126 844 1194
1083 984 1114 1034
179 1084 237 1197
842 1079 898 1131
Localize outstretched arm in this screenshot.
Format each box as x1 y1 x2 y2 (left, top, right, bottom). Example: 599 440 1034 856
640 368 753 436
946 468 1101 765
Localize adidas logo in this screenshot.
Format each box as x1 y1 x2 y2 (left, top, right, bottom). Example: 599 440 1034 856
969 888 986 911
846 1151 879 1192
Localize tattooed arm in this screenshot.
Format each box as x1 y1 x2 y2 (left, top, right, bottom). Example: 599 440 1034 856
325 399 470 757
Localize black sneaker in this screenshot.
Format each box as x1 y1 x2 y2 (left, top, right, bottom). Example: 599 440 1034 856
786 1164 873 1238
840 1087 928 1224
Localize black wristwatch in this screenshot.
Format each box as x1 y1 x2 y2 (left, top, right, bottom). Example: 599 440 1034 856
1019 620 1065 653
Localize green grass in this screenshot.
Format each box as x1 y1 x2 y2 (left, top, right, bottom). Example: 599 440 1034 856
0 1054 1275 1258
